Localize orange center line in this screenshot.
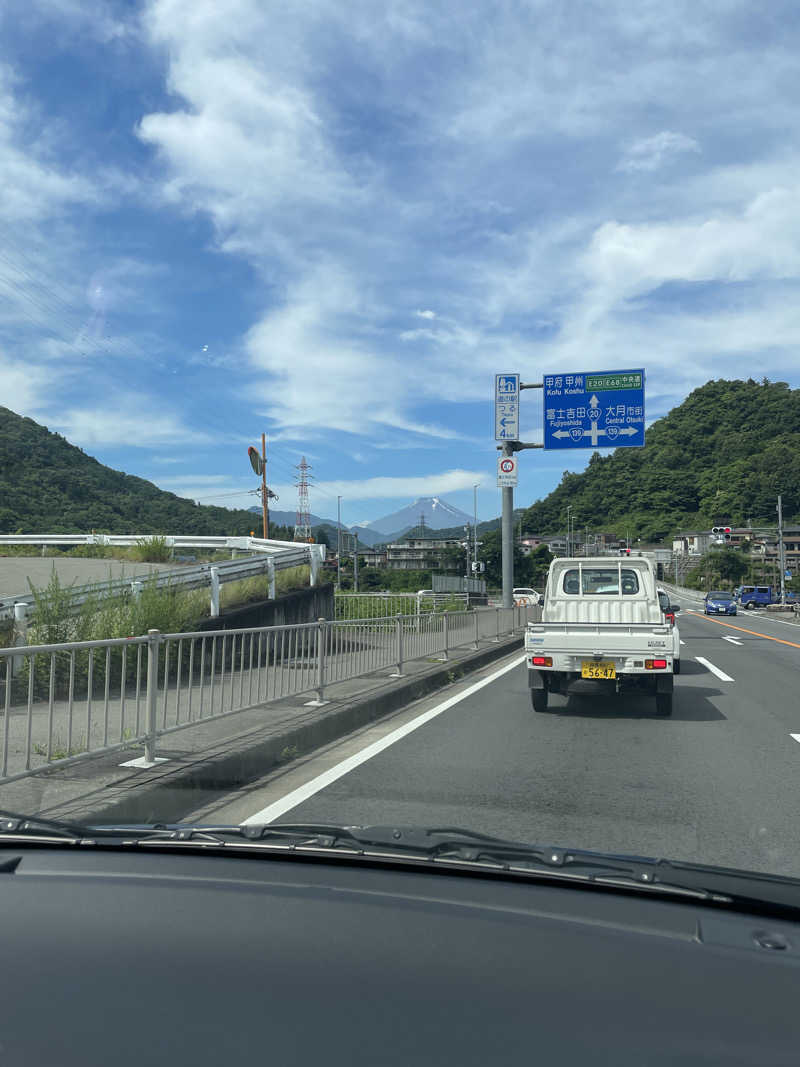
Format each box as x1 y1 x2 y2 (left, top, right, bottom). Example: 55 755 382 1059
687 611 800 650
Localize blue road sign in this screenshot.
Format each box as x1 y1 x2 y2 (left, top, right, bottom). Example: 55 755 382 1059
543 368 645 450
495 373 519 441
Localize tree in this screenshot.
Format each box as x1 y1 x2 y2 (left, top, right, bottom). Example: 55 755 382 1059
481 529 535 588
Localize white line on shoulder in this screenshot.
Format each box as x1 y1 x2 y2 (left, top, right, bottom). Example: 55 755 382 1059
242 652 528 826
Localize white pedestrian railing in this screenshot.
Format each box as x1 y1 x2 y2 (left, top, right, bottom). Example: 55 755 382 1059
0 604 537 784
334 592 469 619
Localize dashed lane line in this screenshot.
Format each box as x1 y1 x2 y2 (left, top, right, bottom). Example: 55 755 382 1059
695 656 735 682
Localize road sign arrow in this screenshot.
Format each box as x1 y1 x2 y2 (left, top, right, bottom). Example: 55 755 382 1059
589 394 600 409
618 426 638 436
499 417 515 427
553 430 571 438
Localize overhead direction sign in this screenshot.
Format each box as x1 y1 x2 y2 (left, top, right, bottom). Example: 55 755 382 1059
497 454 518 487
543 368 645 450
495 373 520 441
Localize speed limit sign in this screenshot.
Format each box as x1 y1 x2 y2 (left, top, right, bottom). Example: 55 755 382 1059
497 454 518 487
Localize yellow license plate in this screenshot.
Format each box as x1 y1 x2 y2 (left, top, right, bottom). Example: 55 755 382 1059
581 661 616 679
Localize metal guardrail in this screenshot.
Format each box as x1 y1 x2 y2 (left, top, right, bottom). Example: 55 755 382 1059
334 592 469 620
0 542 325 621
0 604 536 784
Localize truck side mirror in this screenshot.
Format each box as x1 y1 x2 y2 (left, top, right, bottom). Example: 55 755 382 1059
671 604 681 613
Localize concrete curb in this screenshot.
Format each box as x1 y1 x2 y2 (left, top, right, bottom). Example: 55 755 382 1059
75 635 525 825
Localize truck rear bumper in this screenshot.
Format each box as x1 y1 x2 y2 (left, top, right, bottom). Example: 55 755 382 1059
527 666 673 692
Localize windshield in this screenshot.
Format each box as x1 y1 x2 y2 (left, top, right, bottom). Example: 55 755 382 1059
2 2 800 897
562 568 640 595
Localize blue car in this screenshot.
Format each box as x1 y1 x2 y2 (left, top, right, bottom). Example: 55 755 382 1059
704 591 737 616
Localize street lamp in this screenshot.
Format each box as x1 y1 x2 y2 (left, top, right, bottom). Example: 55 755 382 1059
566 505 572 557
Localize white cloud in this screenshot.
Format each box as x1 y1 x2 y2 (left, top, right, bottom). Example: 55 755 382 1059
415 309 436 319
617 131 700 173
52 401 216 448
0 353 58 415
0 65 99 224
273 468 488 503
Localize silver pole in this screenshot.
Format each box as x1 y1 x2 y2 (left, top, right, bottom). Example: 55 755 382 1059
144 629 160 765
473 484 478 572
337 495 342 591
501 444 514 609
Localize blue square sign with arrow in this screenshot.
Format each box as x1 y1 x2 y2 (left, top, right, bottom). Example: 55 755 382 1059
543 368 645 450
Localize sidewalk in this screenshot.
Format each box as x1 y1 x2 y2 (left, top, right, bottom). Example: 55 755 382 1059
0 631 525 825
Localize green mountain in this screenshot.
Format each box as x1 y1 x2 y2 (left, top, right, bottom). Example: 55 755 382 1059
0 406 292 536
521 378 800 543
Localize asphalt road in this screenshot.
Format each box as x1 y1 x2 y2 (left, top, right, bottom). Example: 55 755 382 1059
197 607 800 878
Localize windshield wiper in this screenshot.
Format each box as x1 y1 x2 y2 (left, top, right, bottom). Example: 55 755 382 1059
3 815 800 916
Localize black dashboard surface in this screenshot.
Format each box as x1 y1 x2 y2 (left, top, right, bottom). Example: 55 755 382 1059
0 847 798 1065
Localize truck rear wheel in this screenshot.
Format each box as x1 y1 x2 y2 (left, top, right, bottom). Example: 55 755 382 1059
531 688 549 713
674 659 681 675
655 692 673 717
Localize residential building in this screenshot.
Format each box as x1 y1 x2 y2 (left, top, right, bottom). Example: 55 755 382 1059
385 536 464 571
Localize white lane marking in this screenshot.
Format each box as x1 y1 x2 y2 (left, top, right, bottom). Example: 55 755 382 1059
695 656 734 682
242 652 528 826
791 734 800 744
679 639 685 646
722 635 743 645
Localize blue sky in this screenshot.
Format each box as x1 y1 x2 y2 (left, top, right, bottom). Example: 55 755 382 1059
2 1 800 528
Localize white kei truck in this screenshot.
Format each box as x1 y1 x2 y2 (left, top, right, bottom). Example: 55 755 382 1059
525 556 677 716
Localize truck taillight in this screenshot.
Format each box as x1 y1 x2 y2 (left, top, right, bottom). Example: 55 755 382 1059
645 658 668 670
532 656 552 667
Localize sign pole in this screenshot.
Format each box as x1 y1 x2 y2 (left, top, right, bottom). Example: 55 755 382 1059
261 433 268 540
501 442 514 609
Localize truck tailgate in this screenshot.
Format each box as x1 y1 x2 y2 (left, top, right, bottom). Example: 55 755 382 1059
526 622 672 657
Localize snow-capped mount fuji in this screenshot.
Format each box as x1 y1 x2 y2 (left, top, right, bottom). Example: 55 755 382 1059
363 496 473 539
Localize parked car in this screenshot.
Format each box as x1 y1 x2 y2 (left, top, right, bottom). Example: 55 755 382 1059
513 587 542 606
704 591 737 616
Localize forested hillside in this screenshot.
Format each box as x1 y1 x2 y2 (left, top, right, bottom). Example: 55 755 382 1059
522 379 800 542
0 407 286 535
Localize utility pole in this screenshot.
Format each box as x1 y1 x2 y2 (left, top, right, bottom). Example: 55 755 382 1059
778 494 786 602
337 495 342 591
565 505 572 558
353 531 359 593
464 525 471 580
261 433 268 539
